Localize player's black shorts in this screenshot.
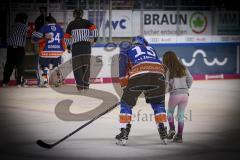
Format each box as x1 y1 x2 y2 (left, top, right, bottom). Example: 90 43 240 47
121 73 166 107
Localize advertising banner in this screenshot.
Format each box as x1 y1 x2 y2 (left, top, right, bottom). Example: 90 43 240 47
143 11 212 36
153 44 238 74
145 35 240 44
216 11 240 35
88 10 133 37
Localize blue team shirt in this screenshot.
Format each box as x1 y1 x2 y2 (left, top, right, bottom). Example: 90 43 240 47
32 23 65 54
119 45 162 78
39 24 65 52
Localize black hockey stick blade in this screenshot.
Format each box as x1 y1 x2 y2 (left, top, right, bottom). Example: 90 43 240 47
36 140 52 149
36 102 120 149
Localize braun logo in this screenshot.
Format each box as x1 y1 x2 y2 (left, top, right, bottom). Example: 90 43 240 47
144 13 187 25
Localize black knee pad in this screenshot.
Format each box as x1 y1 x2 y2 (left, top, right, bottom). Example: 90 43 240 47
145 95 165 104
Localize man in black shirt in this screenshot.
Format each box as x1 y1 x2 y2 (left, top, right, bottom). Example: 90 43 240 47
64 9 98 91
2 13 28 87
34 7 47 32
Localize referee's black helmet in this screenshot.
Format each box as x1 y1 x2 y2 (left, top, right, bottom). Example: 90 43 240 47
73 9 83 18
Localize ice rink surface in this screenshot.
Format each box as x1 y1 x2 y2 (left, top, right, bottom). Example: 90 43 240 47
0 80 240 160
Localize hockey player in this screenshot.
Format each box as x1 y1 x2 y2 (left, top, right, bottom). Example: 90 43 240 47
32 15 66 87
116 36 168 145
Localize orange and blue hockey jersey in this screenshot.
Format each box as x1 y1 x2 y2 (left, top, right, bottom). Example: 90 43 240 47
119 44 166 87
32 23 66 58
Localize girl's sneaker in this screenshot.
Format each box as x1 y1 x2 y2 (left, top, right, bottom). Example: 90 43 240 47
167 129 176 140
173 134 183 143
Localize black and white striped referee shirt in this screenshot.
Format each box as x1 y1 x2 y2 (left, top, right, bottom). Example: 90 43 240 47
7 22 28 47
64 17 98 46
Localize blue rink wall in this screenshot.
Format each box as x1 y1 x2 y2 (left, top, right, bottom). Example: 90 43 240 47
1 43 239 76
151 43 240 75
0 42 240 85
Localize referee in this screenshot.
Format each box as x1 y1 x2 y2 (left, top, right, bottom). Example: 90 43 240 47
2 13 28 87
64 9 98 91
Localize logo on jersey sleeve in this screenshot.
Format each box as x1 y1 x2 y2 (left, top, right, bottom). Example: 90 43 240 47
51 25 57 31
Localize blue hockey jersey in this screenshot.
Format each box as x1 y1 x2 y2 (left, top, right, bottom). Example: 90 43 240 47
119 44 166 87
32 23 66 58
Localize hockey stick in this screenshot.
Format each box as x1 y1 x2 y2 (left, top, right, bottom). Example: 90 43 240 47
36 102 120 149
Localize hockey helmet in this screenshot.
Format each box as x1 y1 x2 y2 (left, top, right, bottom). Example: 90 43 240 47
45 13 57 23
132 36 149 46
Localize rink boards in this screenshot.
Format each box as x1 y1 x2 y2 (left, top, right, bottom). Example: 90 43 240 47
0 39 240 84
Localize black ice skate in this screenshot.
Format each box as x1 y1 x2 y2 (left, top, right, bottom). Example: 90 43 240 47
43 80 49 88
158 126 168 145
115 124 131 146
